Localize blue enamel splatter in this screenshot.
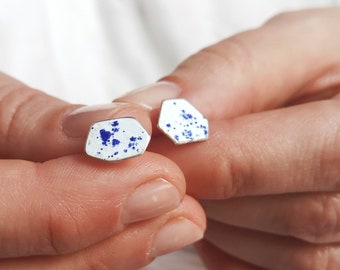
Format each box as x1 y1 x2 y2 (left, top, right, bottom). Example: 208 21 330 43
85 117 150 161
158 99 209 144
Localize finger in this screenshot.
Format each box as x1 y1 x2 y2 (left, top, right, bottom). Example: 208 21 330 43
0 152 186 258
0 196 205 270
149 98 340 198
205 220 340 270
117 8 340 119
0 72 151 161
202 192 340 244
195 240 263 270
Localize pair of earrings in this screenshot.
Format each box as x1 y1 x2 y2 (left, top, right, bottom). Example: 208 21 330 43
85 99 209 161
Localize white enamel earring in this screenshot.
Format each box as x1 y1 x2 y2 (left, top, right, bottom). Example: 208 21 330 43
85 117 151 161
157 99 209 144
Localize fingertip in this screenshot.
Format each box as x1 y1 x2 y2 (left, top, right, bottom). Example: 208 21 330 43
63 102 152 139
133 152 187 200
146 195 206 260
114 81 181 111
179 195 207 231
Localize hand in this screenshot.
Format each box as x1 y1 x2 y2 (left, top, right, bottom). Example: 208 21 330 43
119 8 340 270
0 72 205 270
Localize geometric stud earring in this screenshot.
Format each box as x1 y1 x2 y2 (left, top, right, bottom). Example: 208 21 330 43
85 117 151 161
157 99 209 144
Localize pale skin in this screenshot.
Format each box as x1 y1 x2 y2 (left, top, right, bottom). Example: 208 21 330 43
0 75 205 269
142 7 340 270
1 7 340 270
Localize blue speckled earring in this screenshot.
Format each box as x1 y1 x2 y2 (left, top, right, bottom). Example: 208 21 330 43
85 117 151 161
158 99 209 144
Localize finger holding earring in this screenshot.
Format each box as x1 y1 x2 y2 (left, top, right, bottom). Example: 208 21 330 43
84 97 209 162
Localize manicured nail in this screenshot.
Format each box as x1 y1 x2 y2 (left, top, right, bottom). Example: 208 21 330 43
62 103 130 138
121 178 181 224
115 81 181 110
150 217 204 258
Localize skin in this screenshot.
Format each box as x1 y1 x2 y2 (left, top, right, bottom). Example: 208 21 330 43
0 72 206 269
1 6 340 270
146 7 340 270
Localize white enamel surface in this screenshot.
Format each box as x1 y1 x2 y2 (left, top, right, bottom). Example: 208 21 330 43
85 117 150 161
158 99 209 144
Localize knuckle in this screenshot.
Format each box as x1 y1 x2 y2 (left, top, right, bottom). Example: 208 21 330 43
320 118 340 190
82 256 113 270
199 37 252 73
286 194 340 243
322 102 340 189
45 198 84 255
206 126 262 199
291 246 336 270
264 10 300 25
264 8 340 39
0 84 36 156
175 34 254 88
33 161 121 256
204 128 243 199
265 9 323 26
34 173 85 255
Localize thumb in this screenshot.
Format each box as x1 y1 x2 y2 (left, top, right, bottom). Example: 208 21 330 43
0 72 151 161
116 8 340 119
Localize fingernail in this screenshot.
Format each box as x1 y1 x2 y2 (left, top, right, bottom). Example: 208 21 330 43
150 217 204 258
115 81 181 110
62 103 129 138
121 178 181 224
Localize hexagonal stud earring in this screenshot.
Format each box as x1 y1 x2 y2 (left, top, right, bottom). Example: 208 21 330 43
85 117 151 161
158 99 209 144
